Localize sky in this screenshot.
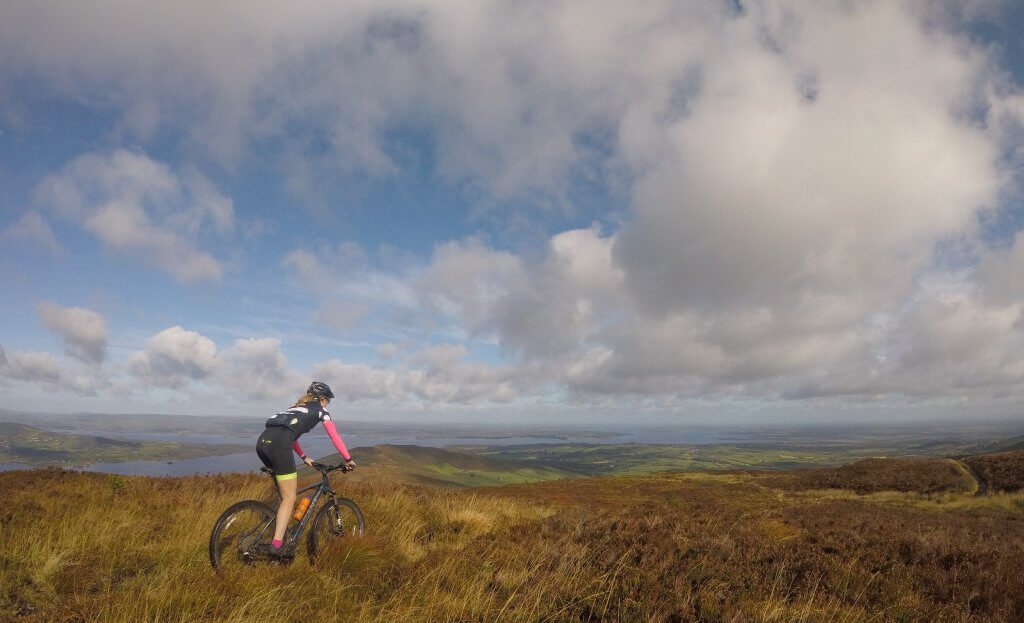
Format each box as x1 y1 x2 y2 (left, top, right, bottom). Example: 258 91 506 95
1 0 1023 424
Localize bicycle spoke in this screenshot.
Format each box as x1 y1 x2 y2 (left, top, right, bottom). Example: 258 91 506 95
210 501 276 572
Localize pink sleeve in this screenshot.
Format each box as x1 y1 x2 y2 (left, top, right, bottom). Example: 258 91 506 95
292 440 305 457
323 419 351 461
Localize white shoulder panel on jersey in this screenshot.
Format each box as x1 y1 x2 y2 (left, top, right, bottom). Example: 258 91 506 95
322 413 331 421
291 406 309 414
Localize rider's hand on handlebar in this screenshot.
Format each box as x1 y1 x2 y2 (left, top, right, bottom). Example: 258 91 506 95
344 459 356 472
303 456 315 467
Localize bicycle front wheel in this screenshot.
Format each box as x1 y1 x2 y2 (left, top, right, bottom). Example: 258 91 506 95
209 500 276 572
307 498 365 564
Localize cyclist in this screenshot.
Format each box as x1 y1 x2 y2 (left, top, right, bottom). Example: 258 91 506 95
255 380 356 558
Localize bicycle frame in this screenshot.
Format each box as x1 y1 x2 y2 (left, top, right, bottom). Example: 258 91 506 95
268 468 337 543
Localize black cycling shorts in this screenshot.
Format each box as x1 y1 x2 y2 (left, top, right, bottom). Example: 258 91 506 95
256 426 297 481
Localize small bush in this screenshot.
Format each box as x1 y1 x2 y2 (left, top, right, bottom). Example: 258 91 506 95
108 474 127 495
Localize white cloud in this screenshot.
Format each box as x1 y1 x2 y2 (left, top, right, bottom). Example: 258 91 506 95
375 343 400 360
4 350 62 384
37 302 109 364
976 231 1024 306
311 359 401 402
128 326 219 387
896 291 1024 393
615 2 1000 317
311 344 529 405
223 337 303 400
36 150 233 282
283 242 418 336
3 2 1020 215
3 1 1024 412
417 237 527 331
0 348 104 396
1 211 63 255
315 302 372 334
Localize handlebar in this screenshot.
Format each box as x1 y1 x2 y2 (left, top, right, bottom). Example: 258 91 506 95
310 461 352 474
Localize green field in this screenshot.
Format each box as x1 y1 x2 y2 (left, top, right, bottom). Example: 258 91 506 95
308 444 581 488
0 422 249 467
451 437 1024 477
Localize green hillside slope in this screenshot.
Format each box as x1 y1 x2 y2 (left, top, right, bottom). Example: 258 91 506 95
0 421 248 466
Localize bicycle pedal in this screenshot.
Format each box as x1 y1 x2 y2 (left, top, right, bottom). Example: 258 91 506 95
254 542 295 560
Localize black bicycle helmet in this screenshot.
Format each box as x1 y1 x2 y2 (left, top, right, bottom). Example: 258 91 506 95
307 380 335 400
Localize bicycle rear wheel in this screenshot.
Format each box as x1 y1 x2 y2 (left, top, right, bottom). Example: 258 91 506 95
209 500 276 572
307 497 365 563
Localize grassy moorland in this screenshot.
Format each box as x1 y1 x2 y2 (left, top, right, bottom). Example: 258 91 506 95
961 451 1024 493
1 452 1022 622
0 422 248 467
760 458 978 495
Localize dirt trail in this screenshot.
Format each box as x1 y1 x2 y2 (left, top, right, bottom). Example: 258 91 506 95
949 458 988 497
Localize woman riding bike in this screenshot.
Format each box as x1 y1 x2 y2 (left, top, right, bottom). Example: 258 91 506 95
255 380 356 558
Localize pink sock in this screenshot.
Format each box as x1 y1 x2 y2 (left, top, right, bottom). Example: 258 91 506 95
272 539 283 548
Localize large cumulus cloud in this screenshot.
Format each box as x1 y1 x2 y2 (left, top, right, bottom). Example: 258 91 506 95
128 326 220 388
2 0 1024 411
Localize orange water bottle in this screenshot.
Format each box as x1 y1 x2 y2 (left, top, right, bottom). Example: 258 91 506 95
293 497 311 521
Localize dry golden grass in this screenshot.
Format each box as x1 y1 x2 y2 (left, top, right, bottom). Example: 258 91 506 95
1 463 1022 622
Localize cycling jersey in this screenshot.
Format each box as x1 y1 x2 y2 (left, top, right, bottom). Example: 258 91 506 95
257 400 351 481
265 401 332 437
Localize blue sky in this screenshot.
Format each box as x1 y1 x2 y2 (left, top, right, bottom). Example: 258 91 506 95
1 1 1023 423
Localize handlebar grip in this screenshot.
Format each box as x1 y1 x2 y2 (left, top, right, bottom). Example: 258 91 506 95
308 460 350 473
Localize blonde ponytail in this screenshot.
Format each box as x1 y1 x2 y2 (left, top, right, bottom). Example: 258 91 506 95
292 393 317 407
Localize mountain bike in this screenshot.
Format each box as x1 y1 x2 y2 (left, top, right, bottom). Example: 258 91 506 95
209 461 365 572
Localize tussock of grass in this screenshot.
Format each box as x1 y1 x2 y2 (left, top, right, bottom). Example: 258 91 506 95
2 464 1023 622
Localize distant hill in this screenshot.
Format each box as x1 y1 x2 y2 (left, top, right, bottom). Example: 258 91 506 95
6 411 264 437
962 450 1024 493
1 421 141 453
761 456 977 494
305 444 582 488
0 421 248 467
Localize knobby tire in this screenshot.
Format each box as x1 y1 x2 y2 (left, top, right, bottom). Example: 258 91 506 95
209 499 276 572
307 497 365 564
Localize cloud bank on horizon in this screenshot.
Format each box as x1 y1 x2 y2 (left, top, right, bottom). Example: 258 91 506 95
1 0 1023 420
